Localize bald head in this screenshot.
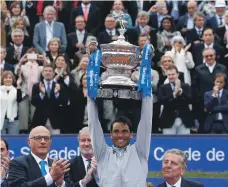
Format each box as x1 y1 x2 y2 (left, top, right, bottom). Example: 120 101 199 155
28 126 51 159
29 126 51 138
187 0 197 16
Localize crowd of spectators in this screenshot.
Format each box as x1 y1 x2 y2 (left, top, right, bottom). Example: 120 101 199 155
1 0 228 135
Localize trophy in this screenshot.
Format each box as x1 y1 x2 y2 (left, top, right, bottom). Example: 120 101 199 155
97 16 141 100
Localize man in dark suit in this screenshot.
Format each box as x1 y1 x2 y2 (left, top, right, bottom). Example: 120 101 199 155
204 73 228 133
157 149 204 187
148 1 168 31
192 48 227 133
191 28 225 67
134 10 157 48
98 14 119 45
70 0 101 36
158 65 193 134
186 12 205 45
0 138 10 186
176 1 198 37
31 64 64 134
66 127 98 187
67 16 90 59
8 126 70 186
5 29 29 66
0 46 14 73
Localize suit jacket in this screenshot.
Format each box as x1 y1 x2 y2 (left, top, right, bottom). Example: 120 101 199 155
67 30 89 59
192 63 227 98
158 83 193 129
157 178 204 187
176 14 189 31
148 12 159 30
206 15 220 29
134 25 157 48
2 61 14 72
8 154 56 187
204 89 228 132
66 156 98 187
191 42 225 67
5 46 29 65
31 81 65 129
33 21 67 54
70 4 101 36
186 28 203 45
215 26 226 47
1 179 8 187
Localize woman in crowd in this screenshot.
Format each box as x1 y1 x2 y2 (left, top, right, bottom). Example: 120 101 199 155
71 54 89 88
8 17 31 46
46 38 73 70
0 71 22 134
111 0 133 28
157 16 181 54
53 55 83 133
5 1 30 35
157 54 184 88
166 35 195 85
15 48 44 133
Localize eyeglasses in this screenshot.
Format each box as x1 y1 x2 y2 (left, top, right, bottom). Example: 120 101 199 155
79 138 91 143
29 136 51 142
105 20 115 23
204 54 214 58
76 21 85 23
174 41 182 44
162 60 172 63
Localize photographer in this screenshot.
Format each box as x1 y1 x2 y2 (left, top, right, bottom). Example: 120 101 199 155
15 48 44 133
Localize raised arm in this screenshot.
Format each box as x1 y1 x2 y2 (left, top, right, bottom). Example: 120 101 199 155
88 98 108 162
135 96 153 160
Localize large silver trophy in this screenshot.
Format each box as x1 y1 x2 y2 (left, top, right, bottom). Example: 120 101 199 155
97 17 141 100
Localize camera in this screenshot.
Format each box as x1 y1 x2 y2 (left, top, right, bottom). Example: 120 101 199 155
27 53 37 60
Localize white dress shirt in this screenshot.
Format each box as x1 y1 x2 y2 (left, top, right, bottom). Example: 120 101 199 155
195 27 203 36
45 21 54 51
76 30 85 43
205 62 216 73
14 44 23 57
187 14 194 29
31 152 54 186
106 29 116 36
216 14 224 26
166 176 182 187
0 60 5 69
204 42 214 49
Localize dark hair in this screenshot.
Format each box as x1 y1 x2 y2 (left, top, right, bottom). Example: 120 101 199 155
139 33 150 40
43 63 54 70
215 73 227 85
10 1 22 14
1 138 9 150
79 72 86 88
166 65 179 74
54 55 70 74
110 116 133 132
159 16 175 32
202 27 215 35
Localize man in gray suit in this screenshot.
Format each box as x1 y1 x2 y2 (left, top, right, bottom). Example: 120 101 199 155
33 6 67 55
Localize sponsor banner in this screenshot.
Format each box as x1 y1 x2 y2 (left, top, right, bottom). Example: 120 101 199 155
2 135 228 172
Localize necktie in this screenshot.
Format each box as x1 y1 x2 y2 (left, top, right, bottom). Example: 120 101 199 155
74 0 79 8
109 30 113 37
40 160 47 176
198 30 202 38
219 17 223 26
218 91 221 104
47 82 51 98
84 6 88 21
86 159 92 171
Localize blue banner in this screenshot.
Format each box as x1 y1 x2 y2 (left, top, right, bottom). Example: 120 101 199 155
2 135 228 172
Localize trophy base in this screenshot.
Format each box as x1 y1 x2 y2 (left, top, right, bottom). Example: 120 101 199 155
97 84 141 100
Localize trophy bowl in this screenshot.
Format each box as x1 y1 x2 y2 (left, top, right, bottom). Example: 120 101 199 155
97 29 141 100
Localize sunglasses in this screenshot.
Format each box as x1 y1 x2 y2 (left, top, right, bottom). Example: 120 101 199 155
204 54 214 58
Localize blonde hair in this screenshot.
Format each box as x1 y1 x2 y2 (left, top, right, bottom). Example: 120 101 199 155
48 37 61 50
